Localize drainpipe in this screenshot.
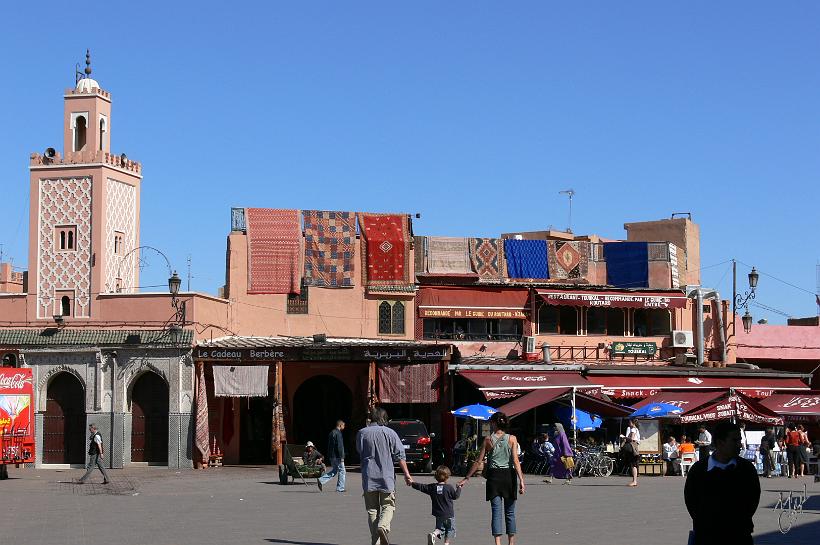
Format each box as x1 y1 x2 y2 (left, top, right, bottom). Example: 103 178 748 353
109 351 118 469
711 296 728 364
695 289 705 366
571 387 577 448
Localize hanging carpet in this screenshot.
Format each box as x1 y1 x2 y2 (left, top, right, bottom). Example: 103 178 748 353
213 365 270 397
547 240 590 280
359 213 411 286
303 210 355 288
378 363 440 403
426 237 472 274
604 242 649 288
246 208 301 294
194 366 210 463
504 239 549 279
469 238 505 279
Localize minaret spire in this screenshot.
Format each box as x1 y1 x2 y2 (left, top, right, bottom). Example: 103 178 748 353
84 49 92 77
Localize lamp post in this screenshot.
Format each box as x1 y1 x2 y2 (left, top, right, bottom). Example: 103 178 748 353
732 260 759 335
168 271 185 343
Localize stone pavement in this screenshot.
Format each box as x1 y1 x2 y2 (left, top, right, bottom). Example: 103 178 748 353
2 466 819 545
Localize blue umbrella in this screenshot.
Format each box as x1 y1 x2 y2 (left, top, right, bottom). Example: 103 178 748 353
451 404 498 421
630 403 683 419
555 406 603 431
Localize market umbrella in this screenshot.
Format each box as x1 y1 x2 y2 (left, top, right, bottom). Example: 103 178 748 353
555 406 602 431
630 403 683 419
451 404 498 421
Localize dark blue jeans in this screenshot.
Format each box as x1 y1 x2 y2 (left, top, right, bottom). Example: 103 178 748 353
490 496 516 536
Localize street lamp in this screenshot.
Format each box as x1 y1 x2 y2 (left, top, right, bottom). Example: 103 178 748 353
168 271 186 340
732 260 759 335
741 310 753 334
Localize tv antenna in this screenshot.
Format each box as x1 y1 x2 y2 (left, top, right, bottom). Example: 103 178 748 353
559 189 576 233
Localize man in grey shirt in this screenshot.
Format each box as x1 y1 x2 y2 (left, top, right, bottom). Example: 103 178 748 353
356 407 412 545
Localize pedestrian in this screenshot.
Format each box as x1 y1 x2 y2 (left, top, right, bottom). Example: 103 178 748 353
537 432 555 484
623 418 641 487
410 465 461 545
739 422 748 452
356 406 413 545
784 424 802 478
550 423 574 485
759 427 776 478
77 423 110 485
797 424 810 477
459 411 526 545
662 436 680 476
684 420 761 545
695 425 712 462
318 420 346 492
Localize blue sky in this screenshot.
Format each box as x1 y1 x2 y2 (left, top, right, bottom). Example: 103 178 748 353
1 2 818 322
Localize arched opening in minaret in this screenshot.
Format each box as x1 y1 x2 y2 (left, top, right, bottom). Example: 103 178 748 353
99 117 107 150
74 116 87 151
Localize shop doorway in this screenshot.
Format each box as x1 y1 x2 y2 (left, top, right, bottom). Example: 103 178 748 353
292 375 352 452
43 373 86 464
239 392 274 464
130 372 169 464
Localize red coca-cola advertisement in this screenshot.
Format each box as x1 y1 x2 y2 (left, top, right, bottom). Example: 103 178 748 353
0 368 35 465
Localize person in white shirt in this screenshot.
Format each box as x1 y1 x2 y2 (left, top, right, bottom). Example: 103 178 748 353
695 426 712 462
663 436 680 476
624 419 641 487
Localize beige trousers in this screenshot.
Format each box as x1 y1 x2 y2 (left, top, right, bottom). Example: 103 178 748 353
364 490 396 544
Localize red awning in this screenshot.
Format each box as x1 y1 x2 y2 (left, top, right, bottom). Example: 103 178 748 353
498 388 632 418
631 391 725 412
759 392 820 416
417 287 530 319
679 392 784 425
498 388 569 417
535 289 688 309
592 375 809 399
459 370 592 391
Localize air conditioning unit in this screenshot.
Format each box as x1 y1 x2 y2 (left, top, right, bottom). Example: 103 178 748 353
523 335 536 353
672 330 694 348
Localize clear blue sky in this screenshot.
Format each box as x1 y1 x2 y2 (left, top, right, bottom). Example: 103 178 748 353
2 2 818 323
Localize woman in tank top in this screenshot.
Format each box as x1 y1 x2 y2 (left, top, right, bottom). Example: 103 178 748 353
460 412 526 545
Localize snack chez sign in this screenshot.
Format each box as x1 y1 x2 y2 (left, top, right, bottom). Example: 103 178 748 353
193 346 450 363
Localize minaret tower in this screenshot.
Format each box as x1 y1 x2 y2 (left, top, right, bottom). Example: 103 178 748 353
28 51 142 320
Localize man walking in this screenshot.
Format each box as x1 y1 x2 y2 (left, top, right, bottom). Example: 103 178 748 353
318 420 346 492
356 407 413 545
684 421 760 545
77 423 110 485
759 427 776 478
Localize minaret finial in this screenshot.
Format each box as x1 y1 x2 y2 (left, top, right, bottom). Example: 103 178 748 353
84 49 92 77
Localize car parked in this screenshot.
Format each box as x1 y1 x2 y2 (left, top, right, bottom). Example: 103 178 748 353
387 419 434 473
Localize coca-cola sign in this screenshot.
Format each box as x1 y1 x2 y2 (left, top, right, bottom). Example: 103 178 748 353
0 372 32 391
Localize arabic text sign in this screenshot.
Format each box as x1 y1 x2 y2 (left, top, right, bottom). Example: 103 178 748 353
610 342 657 356
193 346 450 362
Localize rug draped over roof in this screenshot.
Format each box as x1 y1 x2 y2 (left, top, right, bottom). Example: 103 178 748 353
194 365 210 463
469 238 505 279
426 236 472 274
547 240 590 280
246 208 301 294
303 210 355 288
604 241 648 288
504 239 549 279
359 213 411 287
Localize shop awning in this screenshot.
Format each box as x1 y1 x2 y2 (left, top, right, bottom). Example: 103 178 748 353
631 390 725 412
459 370 593 391
759 392 820 416
498 388 632 418
417 287 530 319
535 289 688 309
592 375 809 399
679 392 784 425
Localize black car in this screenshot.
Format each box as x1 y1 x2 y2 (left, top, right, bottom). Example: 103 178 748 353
387 419 434 473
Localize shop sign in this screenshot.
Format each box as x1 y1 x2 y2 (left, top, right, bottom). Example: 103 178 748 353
601 388 660 399
193 345 450 362
419 307 527 319
538 291 687 309
610 342 657 356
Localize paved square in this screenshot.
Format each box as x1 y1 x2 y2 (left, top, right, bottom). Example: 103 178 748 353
2 467 818 544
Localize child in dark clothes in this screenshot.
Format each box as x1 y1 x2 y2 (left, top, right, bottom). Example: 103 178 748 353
411 465 462 544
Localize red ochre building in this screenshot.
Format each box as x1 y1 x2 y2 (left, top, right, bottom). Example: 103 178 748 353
0 59 811 469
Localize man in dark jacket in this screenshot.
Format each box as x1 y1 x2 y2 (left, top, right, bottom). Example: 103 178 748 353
759 428 776 478
318 420 346 492
684 420 760 545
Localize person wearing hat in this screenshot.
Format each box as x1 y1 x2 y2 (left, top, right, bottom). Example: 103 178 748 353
304 441 324 468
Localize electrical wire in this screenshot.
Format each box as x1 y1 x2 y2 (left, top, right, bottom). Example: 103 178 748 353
736 260 817 296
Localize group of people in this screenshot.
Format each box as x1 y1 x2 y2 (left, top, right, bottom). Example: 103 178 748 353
528 423 575 485
758 423 813 478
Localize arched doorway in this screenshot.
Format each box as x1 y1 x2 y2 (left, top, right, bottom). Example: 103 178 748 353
43 373 85 464
292 375 352 453
130 372 169 464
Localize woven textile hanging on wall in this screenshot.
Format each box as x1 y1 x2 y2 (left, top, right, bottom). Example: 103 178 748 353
469 238 505 279
359 213 411 286
303 210 355 287
378 363 440 403
547 240 590 279
246 208 301 294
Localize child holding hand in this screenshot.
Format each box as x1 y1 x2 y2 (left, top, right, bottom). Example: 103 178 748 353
410 465 462 544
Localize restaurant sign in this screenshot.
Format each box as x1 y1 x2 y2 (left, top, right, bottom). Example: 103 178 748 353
537 290 687 309
193 346 450 363
610 342 657 356
418 307 527 319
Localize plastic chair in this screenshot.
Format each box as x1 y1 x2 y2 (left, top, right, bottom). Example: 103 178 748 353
680 452 697 476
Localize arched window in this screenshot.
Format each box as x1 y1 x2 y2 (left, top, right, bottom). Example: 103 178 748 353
60 231 66 250
99 117 106 150
391 301 405 334
74 116 87 151
67 231 74 250
378 301 392 334
60 296 71 317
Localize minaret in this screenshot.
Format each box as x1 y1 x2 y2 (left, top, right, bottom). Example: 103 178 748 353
28 51 142 320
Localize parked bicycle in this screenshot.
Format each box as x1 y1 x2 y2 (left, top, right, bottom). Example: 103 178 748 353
572 445 614 477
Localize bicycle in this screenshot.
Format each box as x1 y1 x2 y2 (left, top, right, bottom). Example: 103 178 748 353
774 483 807 534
